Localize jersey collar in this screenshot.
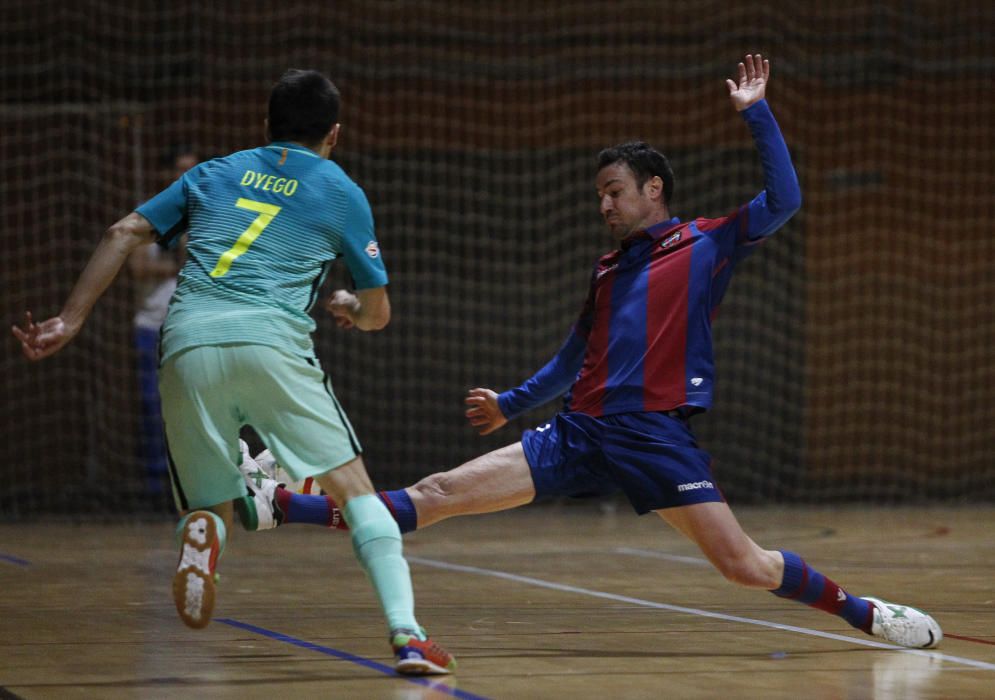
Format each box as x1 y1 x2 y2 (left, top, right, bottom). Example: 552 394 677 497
620 216 682 250
266 141 322 158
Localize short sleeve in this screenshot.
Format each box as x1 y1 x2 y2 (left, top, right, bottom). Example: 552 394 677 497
135 165 203 249
339 186 388 289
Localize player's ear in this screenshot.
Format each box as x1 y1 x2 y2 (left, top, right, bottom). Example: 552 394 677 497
326 123 341 151
645 175 663 201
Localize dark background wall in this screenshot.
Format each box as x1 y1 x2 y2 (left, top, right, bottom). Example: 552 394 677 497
2 1 992 517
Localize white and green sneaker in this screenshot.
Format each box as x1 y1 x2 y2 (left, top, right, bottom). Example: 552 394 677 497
865 597 942 648
234 440 284 531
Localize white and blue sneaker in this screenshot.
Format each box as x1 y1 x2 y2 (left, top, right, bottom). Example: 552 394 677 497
865 597 942 648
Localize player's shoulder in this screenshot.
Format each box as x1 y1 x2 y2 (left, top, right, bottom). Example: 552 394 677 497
313 159 370 208
692 211 740 233
313 158 360 188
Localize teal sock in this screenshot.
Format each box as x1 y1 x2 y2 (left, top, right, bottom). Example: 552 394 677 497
175 510 227 557
343 494 421 637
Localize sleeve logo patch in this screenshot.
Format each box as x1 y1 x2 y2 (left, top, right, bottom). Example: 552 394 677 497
365 241 380 258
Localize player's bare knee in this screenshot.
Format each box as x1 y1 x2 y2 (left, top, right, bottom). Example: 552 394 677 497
715 554 769 588
411 472 454 504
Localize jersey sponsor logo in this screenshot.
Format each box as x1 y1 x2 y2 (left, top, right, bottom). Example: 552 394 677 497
365 241 380 258
239 169 299 196
677 480 714 492
690 377 703 386
661 231 682 248
595 263 617 281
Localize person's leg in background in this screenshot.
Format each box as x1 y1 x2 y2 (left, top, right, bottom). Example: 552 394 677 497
135 326 169 498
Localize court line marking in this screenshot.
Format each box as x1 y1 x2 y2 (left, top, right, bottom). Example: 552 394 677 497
0 553 30 567
217 618 489 700
616 547 995 648
408 556 995 672
946 634 995 647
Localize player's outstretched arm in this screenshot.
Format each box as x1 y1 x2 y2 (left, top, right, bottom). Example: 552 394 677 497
465 388 508 435
494 327 586 423
12 212 156 360
726 53 769 112
728 53 801 239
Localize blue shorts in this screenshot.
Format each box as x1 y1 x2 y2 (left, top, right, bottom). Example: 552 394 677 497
521 411 723 514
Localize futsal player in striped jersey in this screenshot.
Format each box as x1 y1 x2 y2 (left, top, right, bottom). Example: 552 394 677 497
12 69 454 675
242 55 942 650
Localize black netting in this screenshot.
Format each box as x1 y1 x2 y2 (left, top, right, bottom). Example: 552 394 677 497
2 1 993 518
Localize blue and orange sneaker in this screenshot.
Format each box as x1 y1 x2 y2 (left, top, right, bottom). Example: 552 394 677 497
172 511 221 629
391 629 456 675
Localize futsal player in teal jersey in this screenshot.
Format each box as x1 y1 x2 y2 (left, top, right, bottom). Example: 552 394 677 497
12 69 455 675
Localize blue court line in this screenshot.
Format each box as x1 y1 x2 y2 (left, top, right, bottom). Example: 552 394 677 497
217 618 489 700
0 553 30 567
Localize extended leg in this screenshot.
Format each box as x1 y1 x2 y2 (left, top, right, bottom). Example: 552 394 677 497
241 441 535 533
657 502 941 648
405 442 535 528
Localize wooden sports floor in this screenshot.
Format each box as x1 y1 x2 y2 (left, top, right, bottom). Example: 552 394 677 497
2 504 993 699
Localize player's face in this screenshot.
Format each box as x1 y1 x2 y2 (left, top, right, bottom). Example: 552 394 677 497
596 163 657 241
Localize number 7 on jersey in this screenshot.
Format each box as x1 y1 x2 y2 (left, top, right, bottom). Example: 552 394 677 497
209 198 282 278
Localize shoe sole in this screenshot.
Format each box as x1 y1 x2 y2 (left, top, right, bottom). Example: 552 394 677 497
173 511 218 629
395 658 453 675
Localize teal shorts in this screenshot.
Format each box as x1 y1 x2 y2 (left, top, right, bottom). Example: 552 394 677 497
159 343 362 510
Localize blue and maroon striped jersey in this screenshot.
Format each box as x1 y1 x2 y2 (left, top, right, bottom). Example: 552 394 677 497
498 98 800 420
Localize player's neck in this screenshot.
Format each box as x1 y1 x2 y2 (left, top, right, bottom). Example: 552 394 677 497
271 140 328 158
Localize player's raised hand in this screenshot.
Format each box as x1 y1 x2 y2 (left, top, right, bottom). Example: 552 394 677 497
325 289 359 329
726 53 770 111
465 387 508 435
11 311 78 361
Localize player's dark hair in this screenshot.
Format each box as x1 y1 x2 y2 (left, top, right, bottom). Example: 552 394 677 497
268 69 340 145
597 141 675 205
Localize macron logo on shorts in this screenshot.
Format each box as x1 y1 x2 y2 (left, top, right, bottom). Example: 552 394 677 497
677 480 714 493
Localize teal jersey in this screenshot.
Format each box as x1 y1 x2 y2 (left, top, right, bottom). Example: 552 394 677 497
136 142 388 362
